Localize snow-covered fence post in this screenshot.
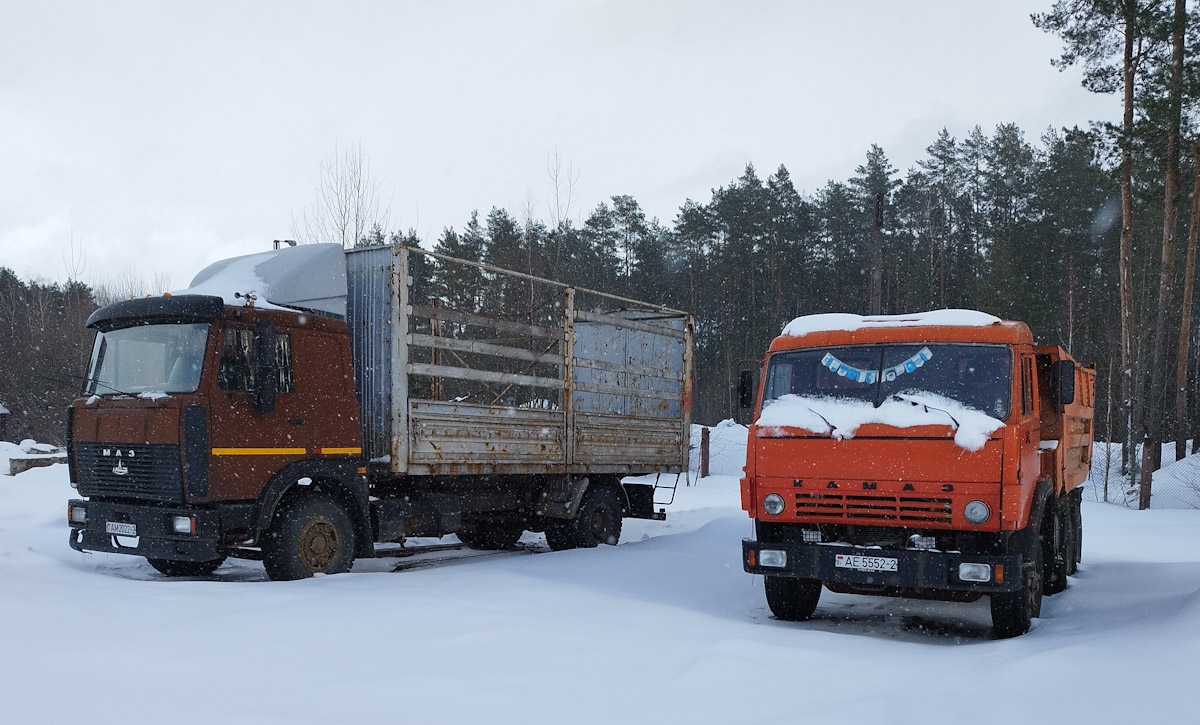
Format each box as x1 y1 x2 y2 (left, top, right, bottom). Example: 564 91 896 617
699 427 710 479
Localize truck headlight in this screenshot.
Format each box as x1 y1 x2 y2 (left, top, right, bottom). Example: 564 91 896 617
958 563 992 582
759 549 788 568
171 515 197 534
964 500 991 525
763 493 786 516
68 504 87 525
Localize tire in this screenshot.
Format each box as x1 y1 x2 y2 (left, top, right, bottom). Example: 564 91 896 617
262 492 356 581
146 556 226 577
1064 492 1080 576
1044 497 1068 596
764 576 821 622
457 521 525 550
544 486 623 551
1070 491 1083 574
991 508 1045 639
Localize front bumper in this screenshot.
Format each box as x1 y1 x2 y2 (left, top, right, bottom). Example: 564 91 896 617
68 499 251 562
742 538 1022 593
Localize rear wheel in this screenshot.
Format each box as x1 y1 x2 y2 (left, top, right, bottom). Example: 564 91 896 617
764 576 821 622
1044 497 1068 595
146 556 226 577
262 492 356 581
545 486 623 551
1063 493 1079 576
457 521 525 550
991 506 1045 639
1068 490 1083 575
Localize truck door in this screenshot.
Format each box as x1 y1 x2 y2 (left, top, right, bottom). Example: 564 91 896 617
205 319 309 502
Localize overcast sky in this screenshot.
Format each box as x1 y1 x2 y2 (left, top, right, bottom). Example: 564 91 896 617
1 0 1116 289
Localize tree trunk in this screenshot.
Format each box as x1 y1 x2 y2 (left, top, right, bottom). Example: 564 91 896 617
1119 3 1140 504
1140 0 1186 508
1174 145 1200 460
870 192 883 315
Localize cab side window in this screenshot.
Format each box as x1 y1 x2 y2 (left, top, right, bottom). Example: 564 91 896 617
1021 356 1034 415
218 328 294 393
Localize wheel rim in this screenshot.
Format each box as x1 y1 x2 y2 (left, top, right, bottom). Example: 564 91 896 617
587 507 612 542
297 517 340 572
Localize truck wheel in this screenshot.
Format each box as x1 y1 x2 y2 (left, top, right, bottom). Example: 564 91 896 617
1067 492 1082 575
262 492 356 581
146 556 226 577
457 521 524 550
764 576 821 622
990 519 1044 638
1044 498 1068 595
545 486 622 551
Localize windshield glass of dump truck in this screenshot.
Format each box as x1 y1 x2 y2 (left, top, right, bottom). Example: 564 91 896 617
84 323 210 396
763 343 1013 419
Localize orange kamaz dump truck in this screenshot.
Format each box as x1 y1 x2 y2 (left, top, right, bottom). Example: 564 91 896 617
739 311 1094 637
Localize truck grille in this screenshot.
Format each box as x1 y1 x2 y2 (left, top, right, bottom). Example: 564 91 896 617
794 492 952 524
75 443 183 504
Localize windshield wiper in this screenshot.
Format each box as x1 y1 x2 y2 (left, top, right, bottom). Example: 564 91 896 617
803 404 836 437
890 393 960 430
58 371 136 397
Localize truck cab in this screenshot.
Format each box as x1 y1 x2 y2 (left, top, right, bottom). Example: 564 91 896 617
739 311 1094 637
68 294 367 576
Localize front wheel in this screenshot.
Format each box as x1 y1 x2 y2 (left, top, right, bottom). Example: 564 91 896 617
147 556 226 577
764 576 821 621
262 492 356 581
991 512 1045 638
545 486 623 551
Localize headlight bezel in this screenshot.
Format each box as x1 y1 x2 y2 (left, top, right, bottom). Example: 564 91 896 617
963 500 991 525
763 493 786 516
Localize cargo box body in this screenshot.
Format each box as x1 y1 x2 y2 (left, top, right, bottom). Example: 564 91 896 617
346 245 693 478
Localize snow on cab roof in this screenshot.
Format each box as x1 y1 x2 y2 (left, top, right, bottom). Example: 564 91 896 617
782 309 1001 338
175 243 347 316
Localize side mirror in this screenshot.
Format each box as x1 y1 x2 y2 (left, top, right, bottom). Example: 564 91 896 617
253 319 278 414
1051 359 1075 407
736 368 757 425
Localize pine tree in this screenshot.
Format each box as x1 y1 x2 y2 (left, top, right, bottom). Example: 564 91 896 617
849 145 901 314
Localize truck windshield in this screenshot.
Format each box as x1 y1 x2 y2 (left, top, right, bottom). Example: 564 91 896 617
763 343 1013 419
85 323 210 396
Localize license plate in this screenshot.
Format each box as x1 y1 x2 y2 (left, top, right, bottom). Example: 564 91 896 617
835 554 898 572
105 521 137 537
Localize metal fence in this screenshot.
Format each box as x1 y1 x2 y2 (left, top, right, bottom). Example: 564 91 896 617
1084 442 1200 509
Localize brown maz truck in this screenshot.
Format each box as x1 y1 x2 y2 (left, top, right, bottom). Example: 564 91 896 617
67 243 693 580
738 311 1094 637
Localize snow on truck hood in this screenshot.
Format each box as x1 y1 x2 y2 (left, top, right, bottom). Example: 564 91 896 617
756 393 1004 451
174 243 348 316
782 309 1001 338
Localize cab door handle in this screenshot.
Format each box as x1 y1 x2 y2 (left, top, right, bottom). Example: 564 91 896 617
288 418 305 425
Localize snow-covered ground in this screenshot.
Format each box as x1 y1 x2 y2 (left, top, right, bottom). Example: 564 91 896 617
3 429 1200 724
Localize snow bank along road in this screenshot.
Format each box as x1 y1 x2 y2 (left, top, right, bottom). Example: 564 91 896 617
2 463 1198 725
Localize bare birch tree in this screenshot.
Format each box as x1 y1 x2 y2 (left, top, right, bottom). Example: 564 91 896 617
294 143 390 248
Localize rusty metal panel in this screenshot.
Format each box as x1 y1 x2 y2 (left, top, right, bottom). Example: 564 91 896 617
348 245 694 477
345 245 410 473
408 400 565 467
573 412 686 470
571 310 686 420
